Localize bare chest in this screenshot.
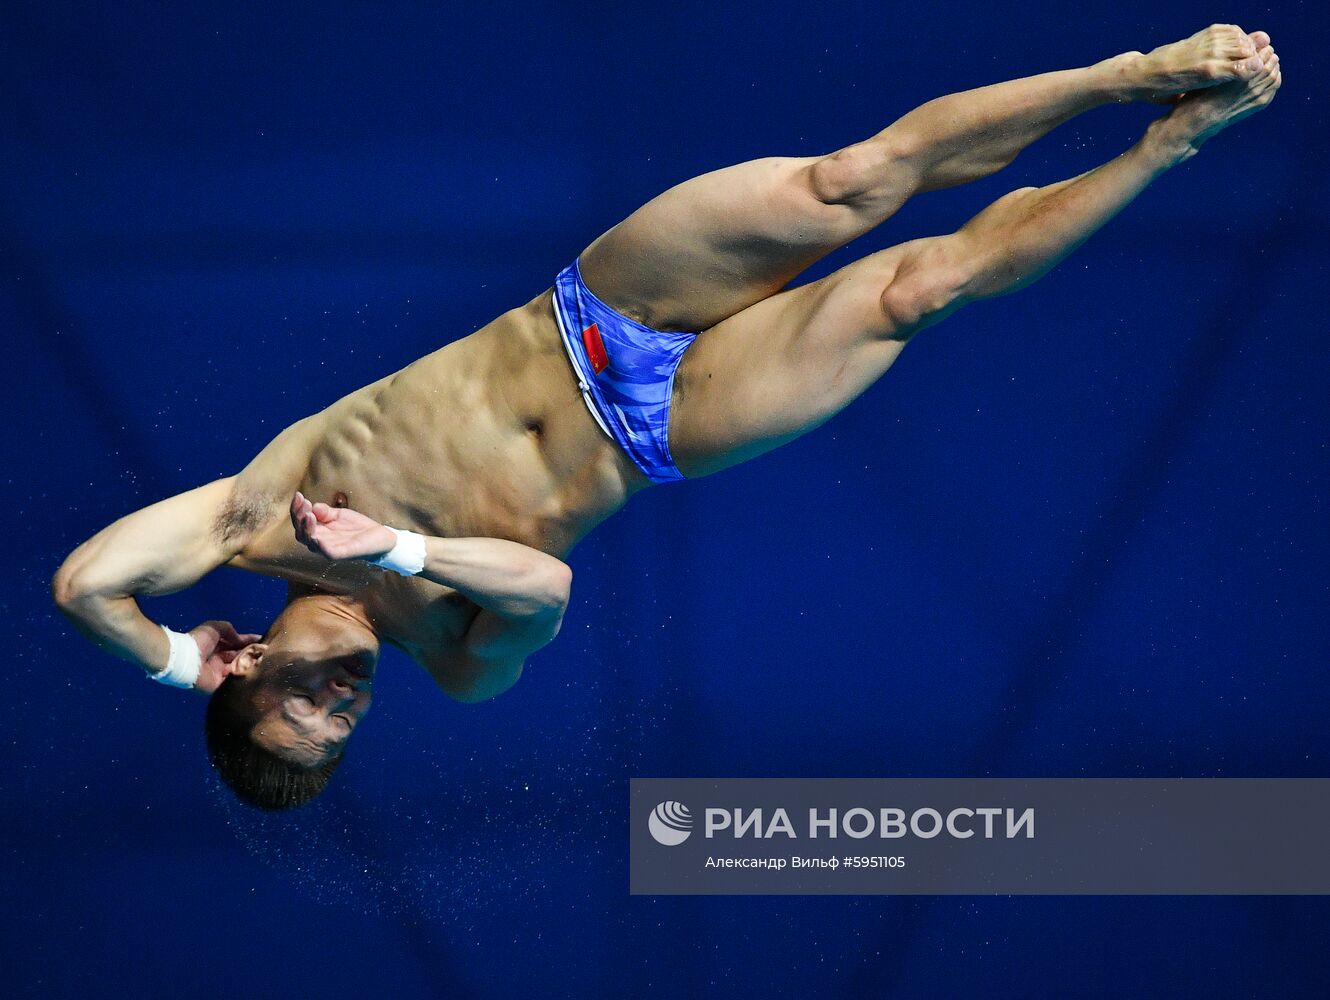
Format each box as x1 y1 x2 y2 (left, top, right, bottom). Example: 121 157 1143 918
278 305 638 656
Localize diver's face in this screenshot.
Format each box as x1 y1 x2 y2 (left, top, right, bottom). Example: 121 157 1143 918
240 631 378 768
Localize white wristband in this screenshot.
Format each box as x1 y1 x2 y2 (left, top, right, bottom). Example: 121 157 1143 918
369 526 428 577
152 625 202 689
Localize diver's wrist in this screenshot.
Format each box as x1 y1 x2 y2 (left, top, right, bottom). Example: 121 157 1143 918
368 527 428 577
149 625 202 689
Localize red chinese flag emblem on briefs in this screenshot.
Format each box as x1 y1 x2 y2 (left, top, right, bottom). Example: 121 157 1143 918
582 323 609 375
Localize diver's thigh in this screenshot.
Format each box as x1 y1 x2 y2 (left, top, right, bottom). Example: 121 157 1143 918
577 155 864 334
667 259 907 478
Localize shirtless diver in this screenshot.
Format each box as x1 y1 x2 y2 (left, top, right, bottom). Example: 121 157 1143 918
53 26 1281 808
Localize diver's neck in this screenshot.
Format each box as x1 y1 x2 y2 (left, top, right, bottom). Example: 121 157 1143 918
284 586 380 642
361 579 431 646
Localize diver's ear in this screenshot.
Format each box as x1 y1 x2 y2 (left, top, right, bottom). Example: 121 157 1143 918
229 643 269 678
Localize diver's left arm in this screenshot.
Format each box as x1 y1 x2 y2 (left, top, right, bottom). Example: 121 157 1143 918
53 417 323 691
51 478 261 690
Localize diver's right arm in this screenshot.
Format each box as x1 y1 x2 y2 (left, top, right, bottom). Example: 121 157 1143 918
51 478 261 691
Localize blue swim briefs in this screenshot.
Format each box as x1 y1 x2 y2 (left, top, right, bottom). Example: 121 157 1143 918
551 259 698 483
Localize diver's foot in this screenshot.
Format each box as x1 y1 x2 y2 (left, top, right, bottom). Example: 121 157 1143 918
1149 41 1281 159
1124 25 1266 101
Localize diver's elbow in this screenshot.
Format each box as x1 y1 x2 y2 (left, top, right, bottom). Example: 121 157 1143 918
51 550 106 623
51 558 85 614
442 662 525 704
539 561 572 616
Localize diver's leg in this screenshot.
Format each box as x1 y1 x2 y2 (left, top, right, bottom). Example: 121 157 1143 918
667 44 1280 476
580 26 1265 334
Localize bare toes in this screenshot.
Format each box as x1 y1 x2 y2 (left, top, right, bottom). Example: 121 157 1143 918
1249 30 1271 50
1251 68 1279 102
1232 53 1264 78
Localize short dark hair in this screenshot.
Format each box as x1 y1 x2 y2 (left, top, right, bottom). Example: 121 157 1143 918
204 675 343 811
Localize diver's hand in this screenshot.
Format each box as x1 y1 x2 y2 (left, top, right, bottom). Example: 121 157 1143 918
290 492 396 563
189 620 261 694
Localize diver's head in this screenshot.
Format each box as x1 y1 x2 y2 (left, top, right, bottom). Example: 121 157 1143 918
205 593 380 810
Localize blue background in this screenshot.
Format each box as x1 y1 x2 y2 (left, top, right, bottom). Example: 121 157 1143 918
4 1 1327 996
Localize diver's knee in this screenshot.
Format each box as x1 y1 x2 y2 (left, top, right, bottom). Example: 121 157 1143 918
808 139 913 207
876 240 975 334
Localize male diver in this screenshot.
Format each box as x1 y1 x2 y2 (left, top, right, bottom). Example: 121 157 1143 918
53 26 1281 808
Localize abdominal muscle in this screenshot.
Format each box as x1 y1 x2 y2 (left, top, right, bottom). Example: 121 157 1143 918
232 289 643 654
308 291 639 548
